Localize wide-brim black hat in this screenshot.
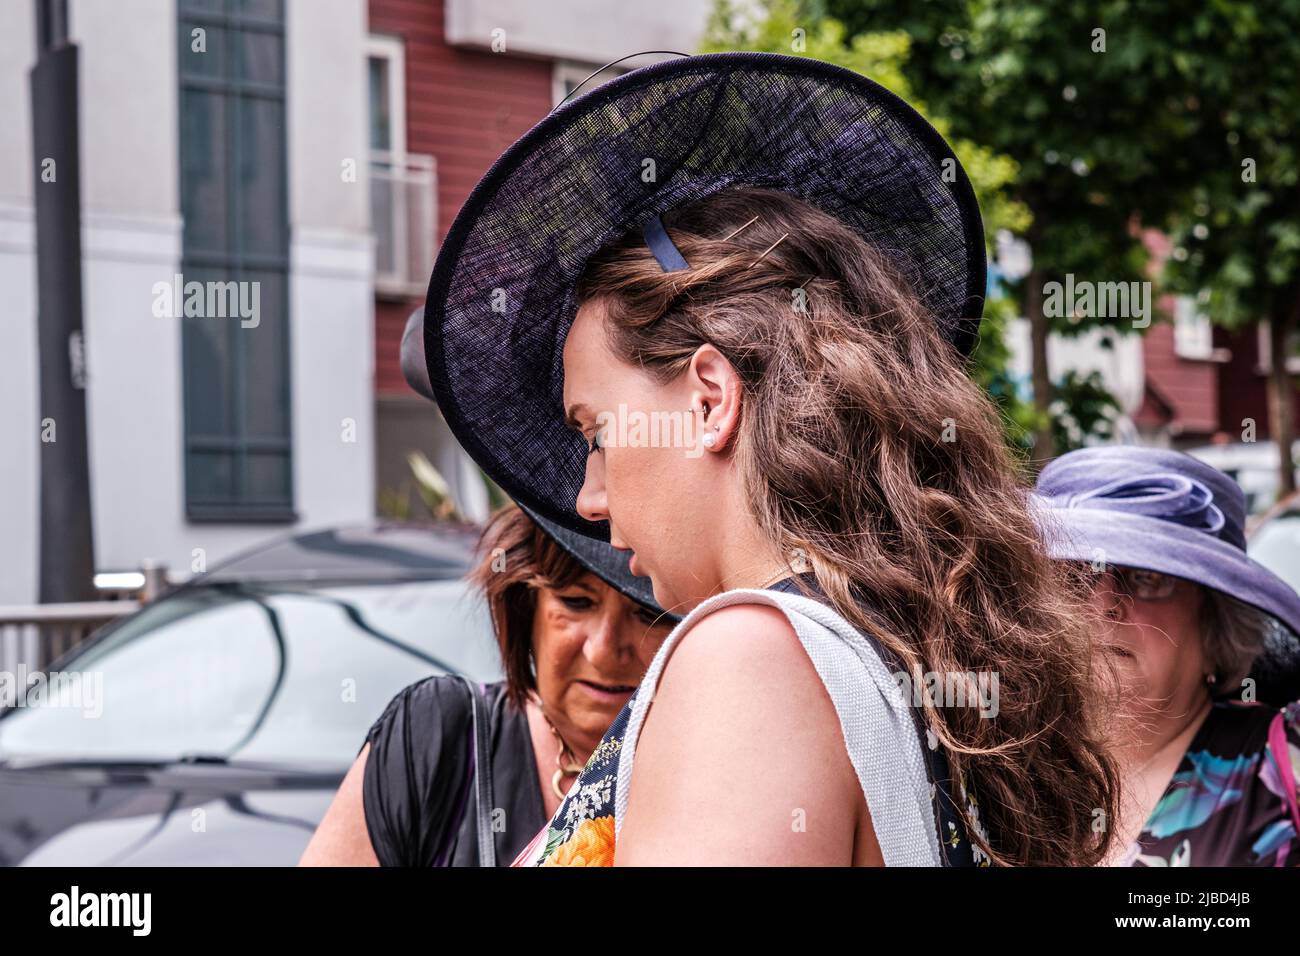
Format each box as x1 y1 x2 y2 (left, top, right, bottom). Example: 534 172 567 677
424 51 986 541
401 309 675 620
515 500 671 620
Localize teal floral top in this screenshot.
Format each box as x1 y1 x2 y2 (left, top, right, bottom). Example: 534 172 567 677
1122 699 1300 867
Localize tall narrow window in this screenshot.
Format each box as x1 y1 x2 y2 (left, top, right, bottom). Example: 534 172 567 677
178 0 293 520
1173 295 1213 360
368 35 433 298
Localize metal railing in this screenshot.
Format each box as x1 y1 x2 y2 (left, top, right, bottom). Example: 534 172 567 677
0 601 137 676
0 564 171 679
371 149 437 299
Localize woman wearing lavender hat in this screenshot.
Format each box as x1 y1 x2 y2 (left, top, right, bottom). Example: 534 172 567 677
1035 446 1300 866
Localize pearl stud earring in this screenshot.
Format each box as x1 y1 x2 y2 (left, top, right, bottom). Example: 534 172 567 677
702 431 717 448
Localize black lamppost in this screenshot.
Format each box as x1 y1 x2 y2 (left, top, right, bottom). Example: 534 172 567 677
31 0 95 604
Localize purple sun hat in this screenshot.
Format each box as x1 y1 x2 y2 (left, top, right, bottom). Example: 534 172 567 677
1032 446 1300 670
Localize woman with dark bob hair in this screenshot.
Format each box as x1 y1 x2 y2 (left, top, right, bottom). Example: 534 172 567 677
301 312 678 866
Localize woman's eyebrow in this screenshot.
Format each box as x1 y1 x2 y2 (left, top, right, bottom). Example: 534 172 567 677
554 577 599 594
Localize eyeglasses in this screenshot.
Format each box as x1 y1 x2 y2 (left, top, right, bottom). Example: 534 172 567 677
1082 565 1180 602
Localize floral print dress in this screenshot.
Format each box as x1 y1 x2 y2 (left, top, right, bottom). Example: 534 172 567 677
1122 699 1300 867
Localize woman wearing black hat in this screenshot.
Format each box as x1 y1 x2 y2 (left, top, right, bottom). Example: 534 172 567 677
422 53 1121 867
300 502 677 866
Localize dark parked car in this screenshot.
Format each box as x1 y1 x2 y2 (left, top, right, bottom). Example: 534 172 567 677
0 523 501 866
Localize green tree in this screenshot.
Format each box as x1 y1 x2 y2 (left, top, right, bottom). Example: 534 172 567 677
1051 369 1123 453
702 0 1041 452
826 0 1263 463
1159 4 1300 496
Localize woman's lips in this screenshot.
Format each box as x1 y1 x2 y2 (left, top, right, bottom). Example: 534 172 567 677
610 540 640 576
576 679 637 703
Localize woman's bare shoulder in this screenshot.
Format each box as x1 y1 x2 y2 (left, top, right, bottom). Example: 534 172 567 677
299 743 380 866
675 600 802 658
650 600 833 732
616 599 861 865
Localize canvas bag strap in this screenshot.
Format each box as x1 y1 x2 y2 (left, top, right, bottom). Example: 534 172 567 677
616 588 942 865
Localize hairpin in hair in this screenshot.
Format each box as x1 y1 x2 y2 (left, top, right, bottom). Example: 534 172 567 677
641 210 790 273
747 232 790 269
720 215 760 242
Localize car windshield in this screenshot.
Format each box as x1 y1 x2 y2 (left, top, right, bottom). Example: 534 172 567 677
0 578 502 766
1250 512 1300 594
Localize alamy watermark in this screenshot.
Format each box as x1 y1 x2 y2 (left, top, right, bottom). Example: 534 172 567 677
594 403 710 458
892 668 1000 718
0 665 103 718
50 886 150 936
1043 273 1151 329
151 273 260 328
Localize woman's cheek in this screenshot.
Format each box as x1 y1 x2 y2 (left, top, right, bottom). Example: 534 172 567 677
607 444 661 523
533 605 575 692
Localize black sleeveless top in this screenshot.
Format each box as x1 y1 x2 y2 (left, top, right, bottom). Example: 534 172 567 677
360 676 547 867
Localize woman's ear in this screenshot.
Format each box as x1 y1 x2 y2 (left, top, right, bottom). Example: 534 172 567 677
686 344 742 452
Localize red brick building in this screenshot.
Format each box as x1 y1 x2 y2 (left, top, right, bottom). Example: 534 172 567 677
1134 229 1300 450
364 0 710 517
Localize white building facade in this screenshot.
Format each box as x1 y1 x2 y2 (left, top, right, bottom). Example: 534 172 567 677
0 0 375 603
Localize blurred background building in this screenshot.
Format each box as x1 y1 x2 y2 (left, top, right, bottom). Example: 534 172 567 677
1 0 1296 609
2 0 375 605
0 0 713 605
368 0 712 520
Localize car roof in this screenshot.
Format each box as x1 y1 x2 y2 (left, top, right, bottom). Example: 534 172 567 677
195 521 482 585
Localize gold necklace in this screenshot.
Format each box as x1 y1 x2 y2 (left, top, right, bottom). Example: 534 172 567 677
532 694 584 798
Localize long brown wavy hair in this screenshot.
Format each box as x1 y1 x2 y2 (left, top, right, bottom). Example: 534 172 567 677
574 186 1121 866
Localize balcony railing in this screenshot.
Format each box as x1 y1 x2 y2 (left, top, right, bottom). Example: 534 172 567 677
0 602 137 683
372 150 436 299
0 565 171 694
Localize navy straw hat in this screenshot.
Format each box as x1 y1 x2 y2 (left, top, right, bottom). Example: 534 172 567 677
401 310 674 621
515 500 670 619
423 51 987 540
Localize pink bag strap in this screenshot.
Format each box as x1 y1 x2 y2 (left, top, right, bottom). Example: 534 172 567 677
1267 710 1300 836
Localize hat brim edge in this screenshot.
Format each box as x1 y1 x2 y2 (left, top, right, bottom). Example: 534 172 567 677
1036 506 1300 640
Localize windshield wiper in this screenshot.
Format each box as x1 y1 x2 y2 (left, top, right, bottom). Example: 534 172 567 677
0 754 339 775
177 752 232 764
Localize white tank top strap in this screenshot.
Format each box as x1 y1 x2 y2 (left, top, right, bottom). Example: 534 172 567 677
613 586 943 866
